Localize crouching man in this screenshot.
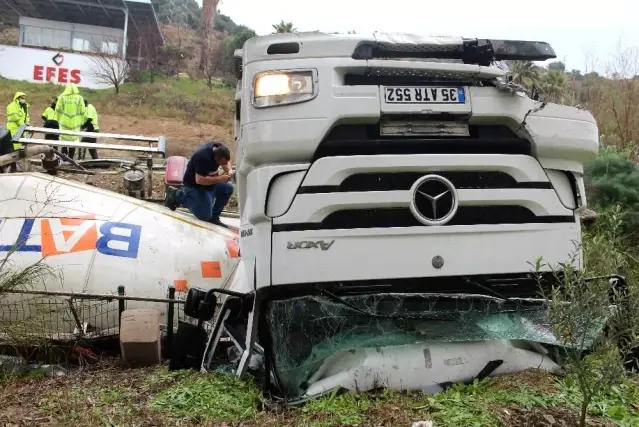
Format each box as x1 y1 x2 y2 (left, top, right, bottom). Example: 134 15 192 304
164 141 233 228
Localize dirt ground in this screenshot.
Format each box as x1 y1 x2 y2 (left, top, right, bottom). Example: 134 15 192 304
94 114 235 158
54 168 169 200
0 112 235 157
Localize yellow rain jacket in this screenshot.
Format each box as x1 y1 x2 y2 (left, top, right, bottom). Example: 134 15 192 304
42 105 57 122
6 92 30 149
55 84 86 143
85 104 99 131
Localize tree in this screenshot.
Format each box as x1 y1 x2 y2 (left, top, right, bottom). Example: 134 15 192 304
150 0 200 29
584 146 639 235
198 0 220 71
548 61 566 72
228 28 256 54
162 43 192 77
272 21 296 33
577 50 607 123
535 238 639 427
132 26 164 83
87 38 130 94
605 39 639 146
201 36 225 89
540 69 567 103
508 60 541 88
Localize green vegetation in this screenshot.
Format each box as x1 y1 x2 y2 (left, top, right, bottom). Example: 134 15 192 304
0 249 60 361
0 76 234 126
150 370 260 422
272 20 297 33
508 41 639 149
535 161 639 426
0 364 634 426
585 147 639 239
535 241 639 426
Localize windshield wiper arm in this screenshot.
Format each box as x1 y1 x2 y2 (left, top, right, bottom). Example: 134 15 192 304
463 277 511 302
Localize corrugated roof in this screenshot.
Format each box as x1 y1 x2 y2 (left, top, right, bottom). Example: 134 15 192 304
1 0 163 47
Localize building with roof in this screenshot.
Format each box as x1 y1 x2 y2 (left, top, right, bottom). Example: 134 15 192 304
0 0 163 88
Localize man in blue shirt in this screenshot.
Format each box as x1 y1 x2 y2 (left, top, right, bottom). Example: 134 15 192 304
164 141 233 228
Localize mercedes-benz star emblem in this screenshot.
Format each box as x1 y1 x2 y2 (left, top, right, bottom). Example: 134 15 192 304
409 174 459 226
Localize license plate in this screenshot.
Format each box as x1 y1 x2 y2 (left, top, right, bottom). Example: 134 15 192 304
383 87 466 104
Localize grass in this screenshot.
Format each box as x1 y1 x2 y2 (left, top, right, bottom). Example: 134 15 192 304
0 75 235 126
0 363 637 427
149 370 260 422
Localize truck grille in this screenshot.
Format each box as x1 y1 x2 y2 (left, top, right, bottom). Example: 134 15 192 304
298 171 551 193
272 206 575 232
344 73 482 86
313 124 532 160
271 124 574 233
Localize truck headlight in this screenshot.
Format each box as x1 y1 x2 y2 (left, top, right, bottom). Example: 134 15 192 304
252 70 317 108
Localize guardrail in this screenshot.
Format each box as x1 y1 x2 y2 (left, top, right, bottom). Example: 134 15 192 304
12 125 167 198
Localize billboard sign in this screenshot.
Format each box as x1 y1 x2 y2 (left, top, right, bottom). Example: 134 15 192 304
0 44 113 89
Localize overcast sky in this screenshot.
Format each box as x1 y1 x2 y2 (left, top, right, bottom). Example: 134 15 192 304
205 0 637 73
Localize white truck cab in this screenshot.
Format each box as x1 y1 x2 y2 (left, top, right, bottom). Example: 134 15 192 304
181 32 605 402
235 32 595 291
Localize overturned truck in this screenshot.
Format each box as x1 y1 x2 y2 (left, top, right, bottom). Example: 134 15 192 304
0 32 625 402
171 32 626 403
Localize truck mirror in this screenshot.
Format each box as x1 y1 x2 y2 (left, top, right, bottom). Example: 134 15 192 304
184 288 218 321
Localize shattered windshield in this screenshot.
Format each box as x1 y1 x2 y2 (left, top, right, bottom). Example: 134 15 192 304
266 293 606 397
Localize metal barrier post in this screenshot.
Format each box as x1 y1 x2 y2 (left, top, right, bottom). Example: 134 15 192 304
117 286 125 331
167 285 176 352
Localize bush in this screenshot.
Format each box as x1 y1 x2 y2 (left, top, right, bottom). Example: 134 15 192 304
583 205 637 277
536 207 639 427
584 146 639 237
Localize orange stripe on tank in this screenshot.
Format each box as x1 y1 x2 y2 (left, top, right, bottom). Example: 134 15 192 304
225 240 240 258
201 261 222 278
174 279 188 292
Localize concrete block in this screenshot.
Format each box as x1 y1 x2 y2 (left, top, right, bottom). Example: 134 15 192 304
119 309 162 366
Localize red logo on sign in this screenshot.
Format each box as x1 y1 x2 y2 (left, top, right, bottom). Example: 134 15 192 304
52 52 64 66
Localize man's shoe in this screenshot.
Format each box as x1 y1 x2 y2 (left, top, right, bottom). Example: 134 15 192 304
209 216 228 228
164 186 178 211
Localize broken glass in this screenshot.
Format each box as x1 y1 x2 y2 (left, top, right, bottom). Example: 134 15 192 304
266 293 612 397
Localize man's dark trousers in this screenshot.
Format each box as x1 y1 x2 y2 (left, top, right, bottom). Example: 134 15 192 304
79 122 98 160
43 120 59 141
175 182 233 221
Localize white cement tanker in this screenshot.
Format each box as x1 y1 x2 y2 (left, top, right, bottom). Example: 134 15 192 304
0 172 241 338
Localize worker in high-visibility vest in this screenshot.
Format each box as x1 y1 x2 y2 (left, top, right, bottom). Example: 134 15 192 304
55 83 86 160
80 99 99 160
6 91 30 149
41 97 60 142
